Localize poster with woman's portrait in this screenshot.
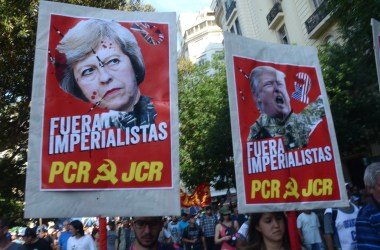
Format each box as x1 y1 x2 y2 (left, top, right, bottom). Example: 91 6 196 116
25 1 180 218
224 33 348 213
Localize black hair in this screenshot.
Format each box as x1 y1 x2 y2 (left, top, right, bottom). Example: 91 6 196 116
70 220 85 237
247 212 291 250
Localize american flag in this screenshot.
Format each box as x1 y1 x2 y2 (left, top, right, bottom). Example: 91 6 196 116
291 72 311 104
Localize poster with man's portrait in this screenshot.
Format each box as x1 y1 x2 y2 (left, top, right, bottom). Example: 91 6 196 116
25 1 180 218
224 33 348 213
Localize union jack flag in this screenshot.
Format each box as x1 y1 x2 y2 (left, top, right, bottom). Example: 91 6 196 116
291 72 311 104
131 22 164 45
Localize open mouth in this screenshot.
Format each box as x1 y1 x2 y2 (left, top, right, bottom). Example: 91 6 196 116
275 95 284 104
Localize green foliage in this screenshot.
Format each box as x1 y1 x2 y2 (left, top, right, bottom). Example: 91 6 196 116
0 0 154 223
178 53 235 190
319 0 380 156
0 0 38 221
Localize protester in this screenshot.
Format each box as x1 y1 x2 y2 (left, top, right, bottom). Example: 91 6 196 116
230 207 246 229
168 216 181 247
355 162 380 249
199 206 218 250
158 218 173 244
67 220 96 250
182 213 205 250
244 212 305 250
23 227 52 250
177 213 189 249
107 221 117 250
214 207 238 250
115 218 135 250
91 228 100 250
324 201 359 250
57 220 71 250
296 210 324 250
236 219 249 249
131 217 174 250
0 218 26 250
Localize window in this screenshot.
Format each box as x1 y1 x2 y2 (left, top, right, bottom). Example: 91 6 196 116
312 0 324 8
198 55 207 66
235 19 242 35
278 25 289 44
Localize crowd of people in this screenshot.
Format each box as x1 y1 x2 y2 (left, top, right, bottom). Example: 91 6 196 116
1 162 379 250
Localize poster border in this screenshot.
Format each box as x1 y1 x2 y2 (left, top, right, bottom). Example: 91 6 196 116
25 0 180 218
224 32 348 213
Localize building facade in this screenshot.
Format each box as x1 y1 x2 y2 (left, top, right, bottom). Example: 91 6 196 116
178 8 224 64
211 0 338 46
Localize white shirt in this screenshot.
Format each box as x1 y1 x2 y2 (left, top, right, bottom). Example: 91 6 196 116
67 235 97 250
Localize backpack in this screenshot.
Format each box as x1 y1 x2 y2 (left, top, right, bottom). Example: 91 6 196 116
221 224 237 247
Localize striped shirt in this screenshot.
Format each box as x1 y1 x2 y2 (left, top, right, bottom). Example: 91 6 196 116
355 203 380 249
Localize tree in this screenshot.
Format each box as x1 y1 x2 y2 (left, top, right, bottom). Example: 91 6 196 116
0 0 154 224
178 53 235 190
319 0 380 157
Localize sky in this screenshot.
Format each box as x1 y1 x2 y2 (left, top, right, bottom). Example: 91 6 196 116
143 0 212 14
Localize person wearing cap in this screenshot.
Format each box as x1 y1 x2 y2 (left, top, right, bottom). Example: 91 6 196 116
0 218 26 250
214 207 238 250
55 18 157 130
182 213 205 250
130 217 173 250
199 206 218 250
67 220 96 250
23 227 52 250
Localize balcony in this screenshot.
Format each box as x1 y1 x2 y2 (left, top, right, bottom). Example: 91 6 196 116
225 0 236 22
266 2 284 30
305 1 332 38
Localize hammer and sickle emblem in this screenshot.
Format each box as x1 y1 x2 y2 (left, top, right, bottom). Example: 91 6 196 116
283 177 300 199
93 159 118 184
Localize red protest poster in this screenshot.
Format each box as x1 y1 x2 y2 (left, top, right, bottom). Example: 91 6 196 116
25 1 180 218
224 34 347 212
42 15 172 190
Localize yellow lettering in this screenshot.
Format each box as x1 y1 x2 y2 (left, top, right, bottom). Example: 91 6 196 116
271 180 280 198
262 180 270 199
135 162 149 182
323 178 333 195
148 161 163 181
302 178 333 197
63 161 77 183
122 161 164 183
122 162 136 182
49 161 65 183
313 179 323 196
251 180 261 199
251 179 281 199
76 161 91 183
